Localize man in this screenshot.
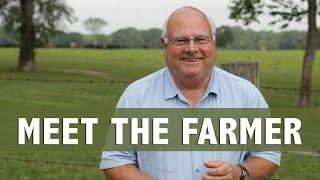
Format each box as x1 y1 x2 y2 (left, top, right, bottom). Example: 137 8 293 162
101 6 280 180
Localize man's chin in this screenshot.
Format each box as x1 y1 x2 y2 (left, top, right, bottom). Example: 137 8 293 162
182 71 201 78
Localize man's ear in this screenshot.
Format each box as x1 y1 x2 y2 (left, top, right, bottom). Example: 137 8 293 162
161 38 167 48
212 33 216 45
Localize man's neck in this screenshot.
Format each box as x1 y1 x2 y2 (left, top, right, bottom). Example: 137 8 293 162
172 71 212 107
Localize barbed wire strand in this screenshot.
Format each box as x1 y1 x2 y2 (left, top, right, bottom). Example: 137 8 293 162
0 77 131 84
1 77 320 92
0 156 99 168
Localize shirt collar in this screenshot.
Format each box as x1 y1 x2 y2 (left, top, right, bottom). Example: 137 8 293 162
163 67 220 100
206 66 220 96
163 68 180 100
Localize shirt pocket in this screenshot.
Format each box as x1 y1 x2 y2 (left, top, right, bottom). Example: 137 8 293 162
137 151 179 179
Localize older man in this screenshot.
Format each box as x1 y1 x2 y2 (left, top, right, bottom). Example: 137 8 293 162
100 6 280 180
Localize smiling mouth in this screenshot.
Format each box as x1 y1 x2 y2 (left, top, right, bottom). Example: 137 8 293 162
181 58 204 62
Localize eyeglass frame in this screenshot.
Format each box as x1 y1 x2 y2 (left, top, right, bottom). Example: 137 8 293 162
163 34 216 48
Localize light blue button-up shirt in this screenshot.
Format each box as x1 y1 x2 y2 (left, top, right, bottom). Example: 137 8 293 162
100 66 280 180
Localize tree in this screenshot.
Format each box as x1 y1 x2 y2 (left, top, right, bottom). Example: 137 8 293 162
0 0 73 71
111 27 144 48
83 17 107 46
229 0 319 107
278 31 306 49
228 26 259 49
216 26 234 48
51 32 85 47
0 26 18 47
83 17 107 34
141 28 162 48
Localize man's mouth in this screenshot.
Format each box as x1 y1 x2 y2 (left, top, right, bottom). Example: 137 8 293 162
181 58 203 62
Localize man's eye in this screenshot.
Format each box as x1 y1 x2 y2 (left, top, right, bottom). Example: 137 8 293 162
196 38 209 44
174 39 188 45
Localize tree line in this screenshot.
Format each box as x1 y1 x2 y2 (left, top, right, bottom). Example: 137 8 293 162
1 25 319 50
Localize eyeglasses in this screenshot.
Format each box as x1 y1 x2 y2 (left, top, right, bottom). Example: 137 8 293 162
165 34 215 47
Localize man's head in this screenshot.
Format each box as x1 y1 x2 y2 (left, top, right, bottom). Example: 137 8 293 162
161 6 217 81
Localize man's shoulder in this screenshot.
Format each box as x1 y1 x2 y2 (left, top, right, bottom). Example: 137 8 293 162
125 67 166 91
214 66 257 90
117 68 167 108
214 67 268 108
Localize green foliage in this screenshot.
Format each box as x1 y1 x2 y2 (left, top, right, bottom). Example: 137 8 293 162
51 32 85 47
0 24 312 50
140 28 162 48
267 0 308 28
229 0 319 28
83 17 107 34
216 26 234 48
110 27 162 49
255 30 280 50
111 27 144 48
229 0 264 25
278 31 306 49
0 26 18 47
227 27 259 49
227 27 275 49
0 0 74 44
227 26 307 50
82 34 112 47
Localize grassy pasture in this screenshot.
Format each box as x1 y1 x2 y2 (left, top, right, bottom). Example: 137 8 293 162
0 48 319 179
1 48 320 108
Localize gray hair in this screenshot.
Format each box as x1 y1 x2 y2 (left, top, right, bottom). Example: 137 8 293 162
161 6 216 39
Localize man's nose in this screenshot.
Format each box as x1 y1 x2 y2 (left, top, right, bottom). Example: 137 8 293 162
185 39 199 52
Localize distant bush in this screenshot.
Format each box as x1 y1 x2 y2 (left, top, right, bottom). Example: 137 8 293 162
111 27 144 48
0 28 18 47
141 28 162 48
83 34 112 47
51 32 85 47
1 25 314 49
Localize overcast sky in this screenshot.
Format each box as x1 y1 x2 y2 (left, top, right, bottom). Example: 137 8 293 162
66 0 310 35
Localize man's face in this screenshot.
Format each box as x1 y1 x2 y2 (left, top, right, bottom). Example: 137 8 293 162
162 9 216 79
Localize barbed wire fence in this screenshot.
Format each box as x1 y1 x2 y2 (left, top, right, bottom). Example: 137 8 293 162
1 77 320 92
2 151 316 171
0 76 319 174
0 156 99 168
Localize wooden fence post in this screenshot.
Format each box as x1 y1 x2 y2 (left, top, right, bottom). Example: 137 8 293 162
220 62 259 88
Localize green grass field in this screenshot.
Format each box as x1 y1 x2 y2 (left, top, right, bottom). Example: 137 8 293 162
0 48 319 179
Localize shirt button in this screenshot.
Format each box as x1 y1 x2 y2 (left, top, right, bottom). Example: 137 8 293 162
195 168 200 173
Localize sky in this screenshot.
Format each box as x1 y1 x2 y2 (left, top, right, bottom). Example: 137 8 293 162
66 0 310 35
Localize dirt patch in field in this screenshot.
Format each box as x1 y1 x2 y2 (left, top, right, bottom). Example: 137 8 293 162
38 68 111 77
287 151 320 157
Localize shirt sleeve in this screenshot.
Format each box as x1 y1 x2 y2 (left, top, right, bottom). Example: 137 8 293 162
245 85 281 166
245 84 269 108
100 86 139 169
245 151 281 166
100 151 137 169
